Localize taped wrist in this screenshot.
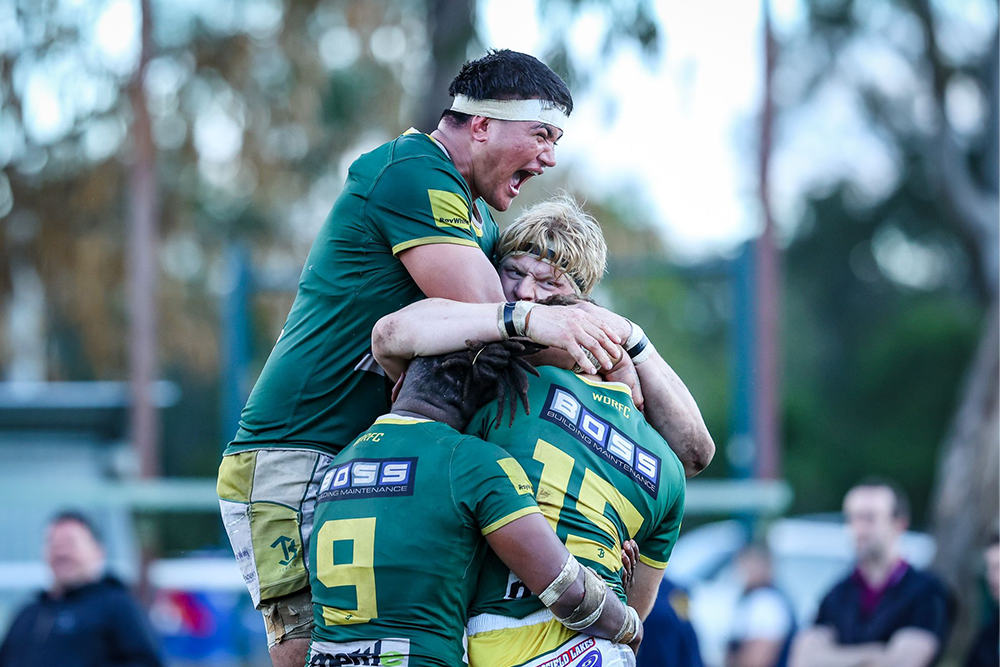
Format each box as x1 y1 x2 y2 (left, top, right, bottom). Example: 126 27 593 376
625 320 653 365
538 554 581 608
497 303 515 340
613 606 641 644
625 320 644 350
555 566 607 631
513 301 537 337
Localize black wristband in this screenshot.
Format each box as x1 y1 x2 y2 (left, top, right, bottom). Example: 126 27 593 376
503 302 518 339
626 335 649 360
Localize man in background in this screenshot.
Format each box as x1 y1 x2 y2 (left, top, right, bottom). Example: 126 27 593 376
636 577 705 667
726 543 796 667
965 529 999 667
0 511 163 667
790 478 953 667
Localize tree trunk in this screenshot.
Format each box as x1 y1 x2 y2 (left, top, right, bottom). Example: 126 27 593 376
929 300 1000 656
418 0 476 133
128 0 159 479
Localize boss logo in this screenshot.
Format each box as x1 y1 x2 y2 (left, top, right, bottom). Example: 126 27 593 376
542 385 661 498
319 458 417 502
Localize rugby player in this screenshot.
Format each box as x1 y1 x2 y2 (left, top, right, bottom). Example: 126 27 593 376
374 309 685 667
217 51 626 667
371 199 709 666
307 341 644 667
373 197 715 476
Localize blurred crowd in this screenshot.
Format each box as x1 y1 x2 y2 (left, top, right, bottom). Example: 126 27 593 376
3 477 997 667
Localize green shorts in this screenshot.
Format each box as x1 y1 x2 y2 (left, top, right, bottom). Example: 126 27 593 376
217 448 335 607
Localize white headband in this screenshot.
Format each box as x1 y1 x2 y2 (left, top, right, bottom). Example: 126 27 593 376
450 94 568 130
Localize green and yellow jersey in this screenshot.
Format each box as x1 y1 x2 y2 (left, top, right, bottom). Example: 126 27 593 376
463 366 686 667
227 131 499 456
308 415 539 667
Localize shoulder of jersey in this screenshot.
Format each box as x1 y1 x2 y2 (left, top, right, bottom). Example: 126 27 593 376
392 130 452 163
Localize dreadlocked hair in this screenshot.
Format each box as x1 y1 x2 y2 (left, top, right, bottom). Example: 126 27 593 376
437 339 544 428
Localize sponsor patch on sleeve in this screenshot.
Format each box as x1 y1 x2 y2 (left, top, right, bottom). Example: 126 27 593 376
497 457 535 496
318 458 417 502
428 189 471 231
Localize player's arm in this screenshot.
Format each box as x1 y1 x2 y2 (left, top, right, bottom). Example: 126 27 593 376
372 298 623 381
372 162 504 303
791 626 940 667
625 561 666 620
398 243 506 302
486 513 643 652
584 303 714 477
632 351 715 476
727 639 786 667
789 627 883 667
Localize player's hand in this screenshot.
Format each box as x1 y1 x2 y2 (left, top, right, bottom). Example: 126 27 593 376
604 354 645 412
572 302 632 343
524 305 622 374
621 539 639 591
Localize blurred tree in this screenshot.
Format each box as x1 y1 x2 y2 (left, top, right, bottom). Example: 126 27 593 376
779 0 997 654
0 0 680 552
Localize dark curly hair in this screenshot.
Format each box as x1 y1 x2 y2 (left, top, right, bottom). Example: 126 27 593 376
403 339 544 428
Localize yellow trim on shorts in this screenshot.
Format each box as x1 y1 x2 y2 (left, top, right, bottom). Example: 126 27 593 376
468 617 577 667
481 506 541 536
391 236 480 255
638 553 668 569
573 375 634 398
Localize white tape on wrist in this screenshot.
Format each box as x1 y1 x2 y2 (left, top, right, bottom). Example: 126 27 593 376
557 566 608 631
613 606 641 644
631 341 654 365
625 320 644 350
497 303 510 340
563 595 606 631
538 554 581 608
513 301 538 337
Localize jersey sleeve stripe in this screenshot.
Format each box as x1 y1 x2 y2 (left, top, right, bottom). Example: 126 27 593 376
638 554 669 569
480 506 541 536
391 236 480 255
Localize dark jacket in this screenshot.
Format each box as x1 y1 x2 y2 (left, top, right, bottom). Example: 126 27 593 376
0 575 162 667
637 578 705 667
965 604 999 667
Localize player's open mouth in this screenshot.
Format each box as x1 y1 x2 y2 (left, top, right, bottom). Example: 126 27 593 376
509 170 538 196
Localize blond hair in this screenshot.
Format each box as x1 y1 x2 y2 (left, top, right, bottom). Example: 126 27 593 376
497 196 607 295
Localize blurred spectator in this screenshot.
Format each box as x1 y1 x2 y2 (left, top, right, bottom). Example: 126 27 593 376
965 530 999 667
790 478 953 667
726 543 796 667
0 511 162 667
637 577 705 667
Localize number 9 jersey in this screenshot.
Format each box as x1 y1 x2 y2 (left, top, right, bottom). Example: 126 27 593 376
308 415 541 667
463 366 686 665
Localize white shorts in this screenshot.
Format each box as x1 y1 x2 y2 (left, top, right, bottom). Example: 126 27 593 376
467 611 635 667
520 635 635 667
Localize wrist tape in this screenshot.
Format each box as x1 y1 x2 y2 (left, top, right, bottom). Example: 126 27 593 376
538 554 580 608
613 606 641 644
556 566 607 631
625 321 653 365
